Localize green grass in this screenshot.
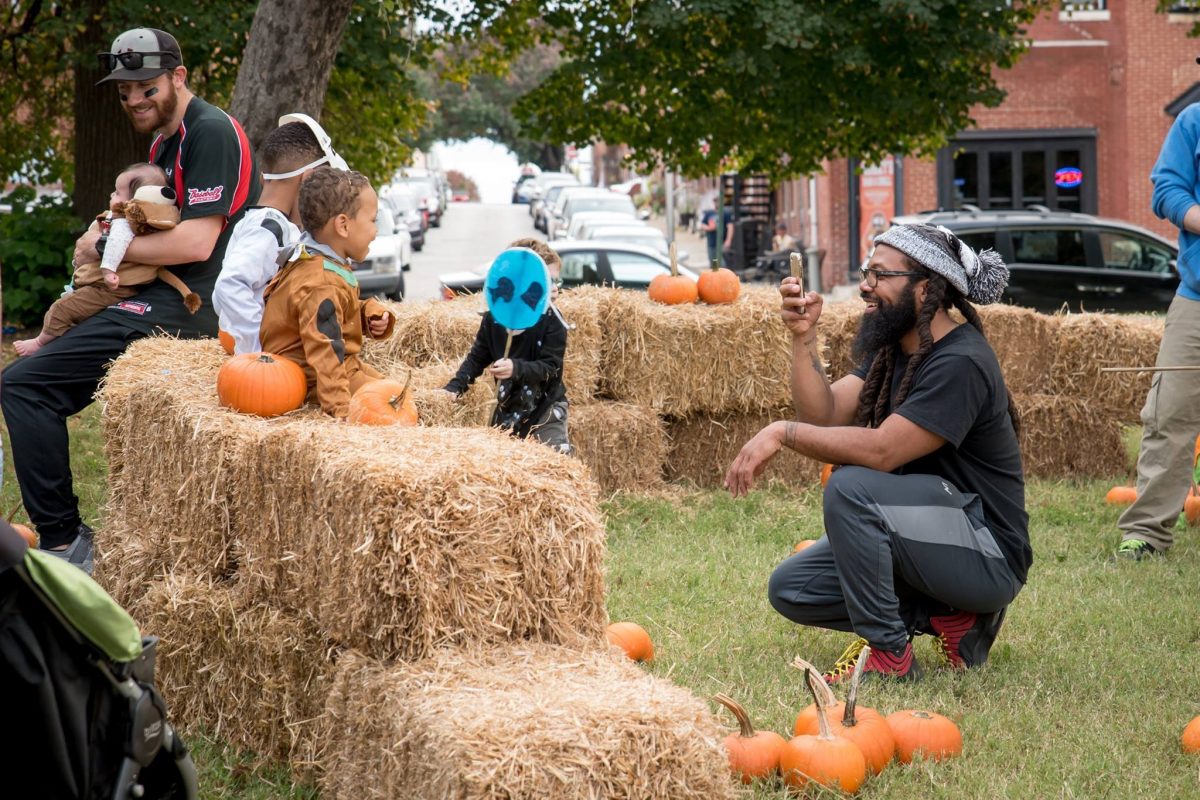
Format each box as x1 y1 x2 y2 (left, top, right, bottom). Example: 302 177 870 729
4 355 1198 797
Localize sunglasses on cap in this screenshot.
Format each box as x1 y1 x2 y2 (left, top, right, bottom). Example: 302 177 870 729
97 50 175 73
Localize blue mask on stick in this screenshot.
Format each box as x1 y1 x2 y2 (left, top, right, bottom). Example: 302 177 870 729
485 248 550 331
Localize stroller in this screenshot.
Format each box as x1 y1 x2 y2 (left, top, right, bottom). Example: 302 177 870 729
0 518 197 799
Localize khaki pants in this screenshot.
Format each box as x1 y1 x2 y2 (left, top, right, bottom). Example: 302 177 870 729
41 284 138 339
1119 294 1200 550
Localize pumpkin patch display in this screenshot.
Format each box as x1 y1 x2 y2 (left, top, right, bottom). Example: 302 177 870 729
780 666 867 794
216 353 307 418
218 329 235 355
1105 486 1137 505
348 374 418 426
791 651 894 775
886 709 963 763
1182 716 1200 754
648 242 698 306
606 621 654 662
697 261 741 305
713 693 785 784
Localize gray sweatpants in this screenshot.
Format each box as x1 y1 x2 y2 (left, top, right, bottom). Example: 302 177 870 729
768 466 1022 653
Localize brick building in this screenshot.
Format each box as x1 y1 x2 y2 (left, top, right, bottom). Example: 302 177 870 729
763 2 1200 290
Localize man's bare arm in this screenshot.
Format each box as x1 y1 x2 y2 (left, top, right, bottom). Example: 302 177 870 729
75 216 224 267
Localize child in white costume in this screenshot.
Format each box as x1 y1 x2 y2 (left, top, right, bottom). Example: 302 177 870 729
213 114 348 354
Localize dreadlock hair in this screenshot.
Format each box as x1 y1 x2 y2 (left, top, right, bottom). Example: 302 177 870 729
853 253 1021 436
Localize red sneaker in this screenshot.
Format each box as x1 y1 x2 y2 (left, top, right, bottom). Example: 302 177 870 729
825 640 922 684
930 608 1007 669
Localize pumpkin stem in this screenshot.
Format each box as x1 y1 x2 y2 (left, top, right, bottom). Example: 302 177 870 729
710 258 720 273
669 240 679 277
803 666 835 741
391 370 414 410
791 655 837 708
713 693 757 739
842 645 871 727
256 354 275 364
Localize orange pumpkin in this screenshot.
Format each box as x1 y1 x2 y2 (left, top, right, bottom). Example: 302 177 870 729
1182 716 1200 754
780 666 867 794
648 241 698 305
216 353 307 418
218 329 235 355
349 374 418 426
1186 492 1200 527
714 693 786 784
606 621 654 662
1105 486 1137 505
791 652 893 775
820 463 834 488
886 709 963 763
697 261 741 305
11 522 37 548
793 539 816 554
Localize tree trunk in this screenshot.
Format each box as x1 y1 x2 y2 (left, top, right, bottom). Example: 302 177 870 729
230 0 357 152
537 143 564 173
72 1 152 219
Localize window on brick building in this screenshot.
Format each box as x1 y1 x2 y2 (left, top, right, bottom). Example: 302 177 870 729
938 133 1097 215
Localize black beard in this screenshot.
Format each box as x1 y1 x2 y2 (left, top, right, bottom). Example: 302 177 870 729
852 281 919 363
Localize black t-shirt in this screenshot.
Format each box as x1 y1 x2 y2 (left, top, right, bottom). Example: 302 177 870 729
852 324 1032 582
97 97 260 336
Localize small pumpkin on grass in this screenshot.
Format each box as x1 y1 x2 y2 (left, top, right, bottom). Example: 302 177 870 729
886 708 963 763
218 329 235 355
606 621 654 662
349 373 418 426
793 539 816 554
697 259 741 305
821 463 835 488
780 666 867 794
648 242 697 305
217 353 307 418
714 693 785 784
792 651 894 774
1105 486 1137 505
1182 716 1200 754
11 522 37 548
1185 488 1200 527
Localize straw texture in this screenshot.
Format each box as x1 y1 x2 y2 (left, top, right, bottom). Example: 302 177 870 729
320 645 736 800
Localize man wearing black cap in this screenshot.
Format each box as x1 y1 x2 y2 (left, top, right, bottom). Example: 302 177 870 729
0 27 260 574
725 223 1030 684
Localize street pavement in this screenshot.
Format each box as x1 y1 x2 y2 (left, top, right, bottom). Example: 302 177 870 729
403 201 545 302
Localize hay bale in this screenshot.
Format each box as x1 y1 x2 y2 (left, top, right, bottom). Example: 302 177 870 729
817 300 864 381
570 401 667 493
364 288 605 401
666 410 822 488
1048 313 1162 424
1014 393 1128 478
599 285 793 415
100 338 609 663
320 645 735 800
127 572 331 775
976 304 1062 395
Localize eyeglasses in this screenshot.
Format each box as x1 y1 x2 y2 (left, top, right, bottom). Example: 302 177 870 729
858 264 922 288
550 277 563 288
98 51 174 72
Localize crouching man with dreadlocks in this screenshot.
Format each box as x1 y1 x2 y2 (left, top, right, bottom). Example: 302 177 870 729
725 223 1031 683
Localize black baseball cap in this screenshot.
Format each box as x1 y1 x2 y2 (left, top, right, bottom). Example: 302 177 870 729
96 28 183 85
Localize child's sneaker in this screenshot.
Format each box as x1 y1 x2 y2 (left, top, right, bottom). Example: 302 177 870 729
825 639 922 684
1113 539 1160 561
929 608 1007 669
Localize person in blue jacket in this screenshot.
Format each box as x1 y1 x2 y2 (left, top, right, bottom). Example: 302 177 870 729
1115 103 1200 560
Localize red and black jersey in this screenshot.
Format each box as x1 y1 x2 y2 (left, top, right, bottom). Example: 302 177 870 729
98 96 260 336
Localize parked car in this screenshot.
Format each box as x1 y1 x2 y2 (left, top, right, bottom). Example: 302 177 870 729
565 210 638 240
527 172 580 217
396 169 444 228
552 190 638 239
355 204 411 301
533 184 573 233
585 225 689 263
437 241 698 298
512 164 540 204
575 217 648 241
383 184 426 252
890 206 1179 313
